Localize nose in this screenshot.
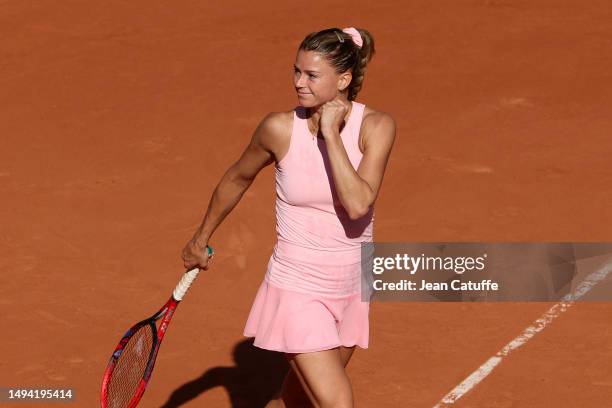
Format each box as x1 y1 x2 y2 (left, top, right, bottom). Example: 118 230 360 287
294 72 307 89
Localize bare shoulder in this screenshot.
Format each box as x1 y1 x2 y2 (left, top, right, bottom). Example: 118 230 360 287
362 106 396 132
359 106 397 153
253 110 294 162
255 111 293 145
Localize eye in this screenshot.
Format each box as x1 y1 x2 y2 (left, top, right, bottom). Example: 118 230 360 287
309 74 317 79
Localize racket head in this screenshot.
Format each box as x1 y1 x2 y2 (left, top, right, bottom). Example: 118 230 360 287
101 298 177 408
101 244 213 407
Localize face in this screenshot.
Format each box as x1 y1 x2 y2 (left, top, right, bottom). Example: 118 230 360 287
293 49 351 107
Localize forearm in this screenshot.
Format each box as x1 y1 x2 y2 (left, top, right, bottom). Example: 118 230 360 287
324 132 373 219
192 168 253 245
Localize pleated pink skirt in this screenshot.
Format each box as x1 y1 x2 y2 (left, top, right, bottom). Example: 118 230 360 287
243 241 371 353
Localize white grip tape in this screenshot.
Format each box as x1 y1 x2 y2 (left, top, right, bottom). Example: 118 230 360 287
172 268 200 301
173 245 214 301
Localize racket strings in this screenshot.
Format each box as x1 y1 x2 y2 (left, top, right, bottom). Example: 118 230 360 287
106 324 156 408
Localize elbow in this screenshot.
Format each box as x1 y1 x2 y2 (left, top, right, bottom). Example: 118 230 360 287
226 164 253 188
346 203 371 220
345 189 374 220
344 191 375 220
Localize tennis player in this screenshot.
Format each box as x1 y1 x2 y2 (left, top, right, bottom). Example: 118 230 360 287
183 27 395 407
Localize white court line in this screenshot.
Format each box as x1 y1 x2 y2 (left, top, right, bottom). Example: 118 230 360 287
434 260 612 407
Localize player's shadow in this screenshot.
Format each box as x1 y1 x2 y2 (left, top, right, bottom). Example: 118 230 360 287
159 339 289 408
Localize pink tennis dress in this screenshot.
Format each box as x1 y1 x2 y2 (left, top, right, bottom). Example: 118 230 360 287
243 101 374 353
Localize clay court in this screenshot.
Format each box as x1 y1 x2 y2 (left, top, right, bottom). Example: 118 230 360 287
1 0 612 406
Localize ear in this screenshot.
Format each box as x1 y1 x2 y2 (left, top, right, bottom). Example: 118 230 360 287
338 71 353 91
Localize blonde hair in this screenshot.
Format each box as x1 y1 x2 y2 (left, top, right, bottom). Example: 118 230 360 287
299 28 376 101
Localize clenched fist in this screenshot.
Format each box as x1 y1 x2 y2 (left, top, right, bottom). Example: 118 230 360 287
319 97 352 138
182 239 214 271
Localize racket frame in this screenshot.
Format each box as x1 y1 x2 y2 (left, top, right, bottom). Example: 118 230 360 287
100 297 177 408
100 246 213 408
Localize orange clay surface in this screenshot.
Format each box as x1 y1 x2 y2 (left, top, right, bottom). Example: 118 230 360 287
1 1 612 407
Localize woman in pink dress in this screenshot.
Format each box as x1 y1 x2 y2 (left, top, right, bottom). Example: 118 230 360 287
183 27 396 407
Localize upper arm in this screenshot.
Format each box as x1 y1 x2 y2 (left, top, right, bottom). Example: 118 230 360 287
357 112 396 204
229 112 287 183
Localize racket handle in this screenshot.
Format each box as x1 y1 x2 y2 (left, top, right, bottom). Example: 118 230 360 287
173 245 214 301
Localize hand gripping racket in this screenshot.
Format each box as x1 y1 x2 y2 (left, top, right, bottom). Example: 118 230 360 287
100 245 214 408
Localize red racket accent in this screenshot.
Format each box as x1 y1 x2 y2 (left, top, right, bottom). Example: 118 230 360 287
100 246 213 408
101 297 179 408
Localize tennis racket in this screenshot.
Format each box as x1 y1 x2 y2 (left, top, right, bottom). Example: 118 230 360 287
100 245 214 408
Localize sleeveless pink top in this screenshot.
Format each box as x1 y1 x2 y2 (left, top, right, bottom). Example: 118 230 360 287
265 101 375 297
